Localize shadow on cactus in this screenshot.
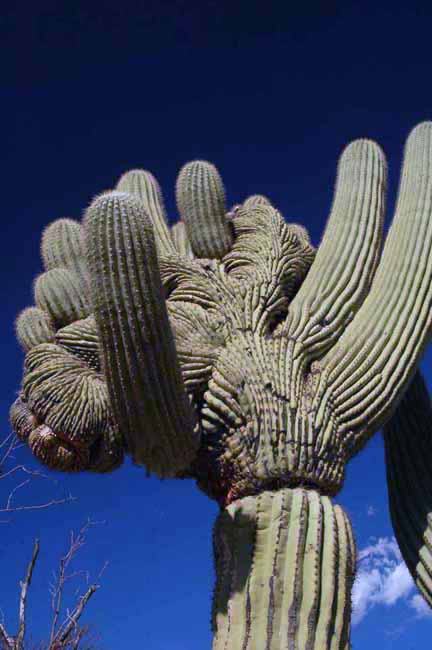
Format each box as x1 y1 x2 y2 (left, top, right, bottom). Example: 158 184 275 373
10 123 432 649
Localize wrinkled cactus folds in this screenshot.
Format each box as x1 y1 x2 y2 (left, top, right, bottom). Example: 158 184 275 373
10 122 432 649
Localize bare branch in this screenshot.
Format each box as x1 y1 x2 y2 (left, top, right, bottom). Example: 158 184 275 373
16 539 40 650
48 519 106 648
55 585 99 645
1 430 76 521
0 494 76 522
0 622 14 649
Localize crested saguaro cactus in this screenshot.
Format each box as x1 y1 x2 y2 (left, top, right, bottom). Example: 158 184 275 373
10 122 432 649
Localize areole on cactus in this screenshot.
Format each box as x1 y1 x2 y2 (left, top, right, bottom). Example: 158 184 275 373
10 122 432 649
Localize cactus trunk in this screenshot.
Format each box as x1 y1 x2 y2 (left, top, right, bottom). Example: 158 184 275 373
212 487 355 650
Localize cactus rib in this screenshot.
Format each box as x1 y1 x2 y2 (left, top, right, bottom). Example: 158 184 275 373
212 487 355 649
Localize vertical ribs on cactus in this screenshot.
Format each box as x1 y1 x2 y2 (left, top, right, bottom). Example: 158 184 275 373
10 122 432 649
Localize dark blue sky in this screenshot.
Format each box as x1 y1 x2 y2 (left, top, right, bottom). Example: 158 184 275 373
2 3 432 648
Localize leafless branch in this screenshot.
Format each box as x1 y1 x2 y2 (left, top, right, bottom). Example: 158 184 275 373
16 539 40 650
0 621 14 649
1 521 106 649
0 431 76 521
1 424 103 649
48 520 106 648
54 585 99 646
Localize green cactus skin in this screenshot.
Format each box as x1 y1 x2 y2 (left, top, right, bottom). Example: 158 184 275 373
55 316 100 370
22 343 109 446
41 217 91 294
212 487 355 650
384 370 432 606
84 191 199 476
10 122 432 646
15 306 56 351
34 267 90 328
243 194 272 209
20 341 121 472
303 124 432 453
41 218 85 270
116 169 176 258
176 160 233 258
171 220 194 258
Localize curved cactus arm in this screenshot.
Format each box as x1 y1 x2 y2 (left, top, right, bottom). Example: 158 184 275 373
41 218 84 269
383 370 432 606
15 306 56 351
34 268 91 328
314 122 432 440
176 160 233 259
170 220 194 258
284 139 386 361
41 218 90 294
116 169 176 258
84 191 199 476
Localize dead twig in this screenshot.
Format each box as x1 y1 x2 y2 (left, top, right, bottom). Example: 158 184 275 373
16 540 40 650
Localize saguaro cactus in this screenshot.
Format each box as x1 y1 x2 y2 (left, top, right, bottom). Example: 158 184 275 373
10 122 432 649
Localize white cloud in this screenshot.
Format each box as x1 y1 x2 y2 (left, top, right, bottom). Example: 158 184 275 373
352 536 431 626
409 594 432 619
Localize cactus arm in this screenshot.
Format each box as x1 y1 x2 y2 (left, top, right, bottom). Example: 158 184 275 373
212 488 355 650
176 160 233 259
383 370 432 606
314 122 432 442
84 191 199 476
116 169 177 258
170 220 194 258
41 218 85 270
284 139 386 361
41 218 91 294
15 307 56 351
34 268 90 328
